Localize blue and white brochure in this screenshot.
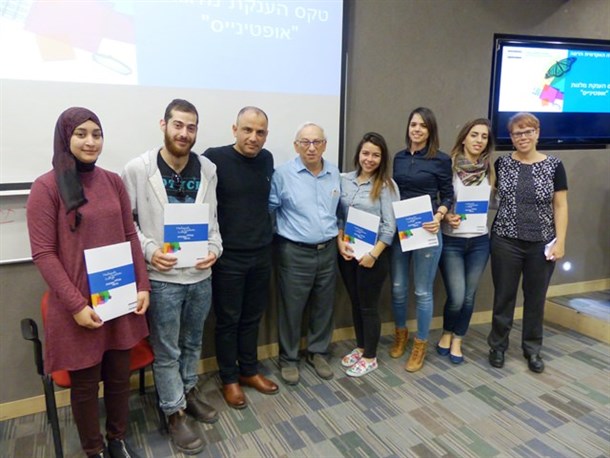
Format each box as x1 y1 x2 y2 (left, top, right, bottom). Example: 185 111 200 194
84 241 137 322
163 203 209 268
392 195 438 252
452 182 491 234
343 207 380 260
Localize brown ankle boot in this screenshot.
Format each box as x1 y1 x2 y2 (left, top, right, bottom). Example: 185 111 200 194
405 338 428 372
168 410 204 455
389 328 408 358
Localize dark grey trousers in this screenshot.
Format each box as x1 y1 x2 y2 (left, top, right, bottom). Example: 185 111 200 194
277 240 337 366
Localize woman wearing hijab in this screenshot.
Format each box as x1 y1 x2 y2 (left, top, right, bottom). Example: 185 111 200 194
27 107 150 458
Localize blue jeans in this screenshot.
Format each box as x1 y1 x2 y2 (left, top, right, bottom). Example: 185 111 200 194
148 278 212 415
439 234 490 337
390 234 442 340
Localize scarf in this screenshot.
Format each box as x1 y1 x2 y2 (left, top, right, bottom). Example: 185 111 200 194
455 153 488 186
52 107 102 230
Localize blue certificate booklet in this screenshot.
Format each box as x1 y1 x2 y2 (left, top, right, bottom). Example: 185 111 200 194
392 195 438 252
84 241 137 322
163 203 209 268
343 207 380 260
453 182 491 234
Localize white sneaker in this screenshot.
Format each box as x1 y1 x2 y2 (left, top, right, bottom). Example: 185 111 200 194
346 358 378 377
341 348 363 367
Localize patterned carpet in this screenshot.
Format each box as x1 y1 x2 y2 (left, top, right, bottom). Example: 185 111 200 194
1 321 609 458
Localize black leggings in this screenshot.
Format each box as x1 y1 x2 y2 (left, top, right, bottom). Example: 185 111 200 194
338 251 389 358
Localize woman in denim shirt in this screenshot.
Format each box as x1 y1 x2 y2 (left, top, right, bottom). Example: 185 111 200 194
390 107 453 372
337 132 398 377
437 118 495 364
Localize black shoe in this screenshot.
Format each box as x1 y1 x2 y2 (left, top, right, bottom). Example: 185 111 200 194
488 349 505 368
108 439 140 458
524 354 545 373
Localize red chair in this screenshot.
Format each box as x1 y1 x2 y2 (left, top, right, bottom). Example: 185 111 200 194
21 291 157 458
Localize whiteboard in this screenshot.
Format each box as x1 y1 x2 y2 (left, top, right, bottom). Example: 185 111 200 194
0 194 31 264
0 1 345 185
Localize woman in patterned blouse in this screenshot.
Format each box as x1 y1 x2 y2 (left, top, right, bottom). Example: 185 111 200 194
487 112 568 374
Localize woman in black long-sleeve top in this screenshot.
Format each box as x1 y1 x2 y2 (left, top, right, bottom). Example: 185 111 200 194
389 107 453 372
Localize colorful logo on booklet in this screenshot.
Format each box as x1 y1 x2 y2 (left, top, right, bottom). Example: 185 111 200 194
343 234 355 244
398 229 414 240
92 291 111 307
163 242 181 253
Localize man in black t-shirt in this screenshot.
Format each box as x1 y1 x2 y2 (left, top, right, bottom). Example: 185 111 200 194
204 107 278 409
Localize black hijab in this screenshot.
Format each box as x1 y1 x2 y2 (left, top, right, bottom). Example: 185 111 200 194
52 107 103 230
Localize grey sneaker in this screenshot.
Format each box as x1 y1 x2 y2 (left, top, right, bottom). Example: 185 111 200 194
281 366 300 385
307 353 334 380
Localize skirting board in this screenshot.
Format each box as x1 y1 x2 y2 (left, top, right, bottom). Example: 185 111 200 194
0 308 514 422
545 278 610 344
2 278 607 421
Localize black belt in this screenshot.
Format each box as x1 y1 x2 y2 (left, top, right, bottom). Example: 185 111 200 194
277 235 334 250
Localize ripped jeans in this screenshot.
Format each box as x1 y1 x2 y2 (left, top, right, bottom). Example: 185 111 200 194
390 234 442 340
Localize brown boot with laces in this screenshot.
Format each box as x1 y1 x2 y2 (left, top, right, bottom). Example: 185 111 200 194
389 328 408 358
405 338 428 372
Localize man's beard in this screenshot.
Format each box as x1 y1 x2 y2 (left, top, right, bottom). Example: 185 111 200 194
164 131 195 158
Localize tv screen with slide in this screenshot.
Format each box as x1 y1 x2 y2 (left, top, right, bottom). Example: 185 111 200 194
488 34 610 149
0 0 347 189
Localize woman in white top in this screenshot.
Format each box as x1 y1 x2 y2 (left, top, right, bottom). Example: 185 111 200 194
437 118 495 364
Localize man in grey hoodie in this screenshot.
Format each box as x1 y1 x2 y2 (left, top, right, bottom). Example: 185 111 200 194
122 99 222 455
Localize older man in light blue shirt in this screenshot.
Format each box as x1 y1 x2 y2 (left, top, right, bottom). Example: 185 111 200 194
269 122 340 385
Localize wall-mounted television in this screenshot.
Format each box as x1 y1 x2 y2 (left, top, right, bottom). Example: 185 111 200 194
488 33 610 149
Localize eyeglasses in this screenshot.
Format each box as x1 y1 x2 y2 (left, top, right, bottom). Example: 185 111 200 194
510 129 537 139
295 139 326 148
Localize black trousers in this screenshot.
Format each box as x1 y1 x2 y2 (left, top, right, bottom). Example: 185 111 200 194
212 246 271 384
338 251 389 359
487 234 555 356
